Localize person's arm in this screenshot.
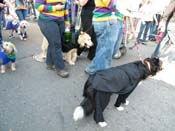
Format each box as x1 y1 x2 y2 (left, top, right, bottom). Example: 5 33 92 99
34 0 65 12
4 0 18 19
64 1 70 27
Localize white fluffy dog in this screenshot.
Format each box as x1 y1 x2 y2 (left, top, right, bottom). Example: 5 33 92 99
18 20 29 40
0 42 17 73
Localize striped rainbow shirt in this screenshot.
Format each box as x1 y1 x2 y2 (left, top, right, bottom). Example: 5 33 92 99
34 0 69 26
93 0 124 22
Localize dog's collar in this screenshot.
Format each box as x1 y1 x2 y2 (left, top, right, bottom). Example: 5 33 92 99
144 60 151 73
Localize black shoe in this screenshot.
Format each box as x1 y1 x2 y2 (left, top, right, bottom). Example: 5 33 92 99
56 69 69 78
141 42 147 45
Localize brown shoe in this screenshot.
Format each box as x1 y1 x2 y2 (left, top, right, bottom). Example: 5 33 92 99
56 69 69 78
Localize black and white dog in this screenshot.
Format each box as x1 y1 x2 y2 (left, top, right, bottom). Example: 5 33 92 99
73 57 163 127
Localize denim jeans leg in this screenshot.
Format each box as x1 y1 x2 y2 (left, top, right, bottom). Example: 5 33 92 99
137 22 146 41
153 33 169 57
16 10 23 21
0 17 3 44
143 21 151 41
38 19 65 70
113 20 123 56
86 20 118 74
21 9 27 20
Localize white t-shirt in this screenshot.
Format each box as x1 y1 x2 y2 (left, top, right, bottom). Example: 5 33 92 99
140 3 154 22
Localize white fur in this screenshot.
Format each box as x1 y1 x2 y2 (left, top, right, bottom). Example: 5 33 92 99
18 20 29 40
138 81 143 86
11 63 16 71
98 122 108 127
124 100 129 106
1 65 5 73
116 106 125 111
73 106 84 121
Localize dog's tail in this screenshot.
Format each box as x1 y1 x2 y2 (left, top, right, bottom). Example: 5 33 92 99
73 105 85 121
73 97 94 121
73 76 95 121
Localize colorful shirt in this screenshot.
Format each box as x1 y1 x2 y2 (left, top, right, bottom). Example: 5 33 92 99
92 0 124 22
15 0 27 10
34 0 69 26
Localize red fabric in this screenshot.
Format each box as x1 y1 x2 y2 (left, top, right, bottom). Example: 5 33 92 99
156 32 164 43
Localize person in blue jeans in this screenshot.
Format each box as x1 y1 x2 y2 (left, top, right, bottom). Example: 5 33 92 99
14 0 27 21
35 0 70 78
136 0 157 45
85 0 120 75
153 3 175 57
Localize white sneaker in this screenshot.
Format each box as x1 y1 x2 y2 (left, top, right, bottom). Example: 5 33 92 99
114 51 121 59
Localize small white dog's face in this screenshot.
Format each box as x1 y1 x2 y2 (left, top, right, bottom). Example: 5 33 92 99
2 42 17 54
19 20 29 29
78 32 93 48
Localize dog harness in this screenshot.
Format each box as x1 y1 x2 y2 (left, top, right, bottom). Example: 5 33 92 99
0 48 16 65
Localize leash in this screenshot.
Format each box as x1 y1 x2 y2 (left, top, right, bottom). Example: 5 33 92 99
135 42 144 63
127 17 144 63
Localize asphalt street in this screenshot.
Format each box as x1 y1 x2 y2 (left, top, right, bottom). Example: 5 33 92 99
0 21 175 131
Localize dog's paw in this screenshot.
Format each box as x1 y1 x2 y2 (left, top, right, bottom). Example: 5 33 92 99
124 100 129 106
19 35 23 40
73 106 84 121
98 122 108 128
69 62 75 65
116 106 124 111
11 67 16 71
1 70 5 73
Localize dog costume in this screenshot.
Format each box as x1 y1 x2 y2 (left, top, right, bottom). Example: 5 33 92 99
0 47 16 65
73 58 162 126
6 20 19 30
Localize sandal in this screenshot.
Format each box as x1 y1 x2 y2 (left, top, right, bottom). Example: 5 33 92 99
33 54 46 63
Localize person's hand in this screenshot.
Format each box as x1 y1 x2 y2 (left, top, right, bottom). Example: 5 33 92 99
55 3 65 10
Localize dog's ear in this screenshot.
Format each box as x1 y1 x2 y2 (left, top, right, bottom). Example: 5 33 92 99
144 57 150 63
78 33 85 48
80 31 84 35
26 21 30 26
12 44 17 53
9 42 17 53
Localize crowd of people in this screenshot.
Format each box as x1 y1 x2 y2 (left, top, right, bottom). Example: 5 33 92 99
0 0 174 78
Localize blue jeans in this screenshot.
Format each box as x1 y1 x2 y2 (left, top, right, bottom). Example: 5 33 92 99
137 21 151 41
0 10 3 44
85 20 119 74
113 20 123 56
38 18 65 70
153 33 169 57
16 9 27 21
0 9 6 28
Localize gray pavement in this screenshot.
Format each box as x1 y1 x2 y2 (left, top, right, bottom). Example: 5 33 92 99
0 22 175 131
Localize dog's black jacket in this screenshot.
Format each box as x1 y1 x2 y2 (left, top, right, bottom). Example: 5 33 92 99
78 58 162 123
86 61 149 94
62 29 87 55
